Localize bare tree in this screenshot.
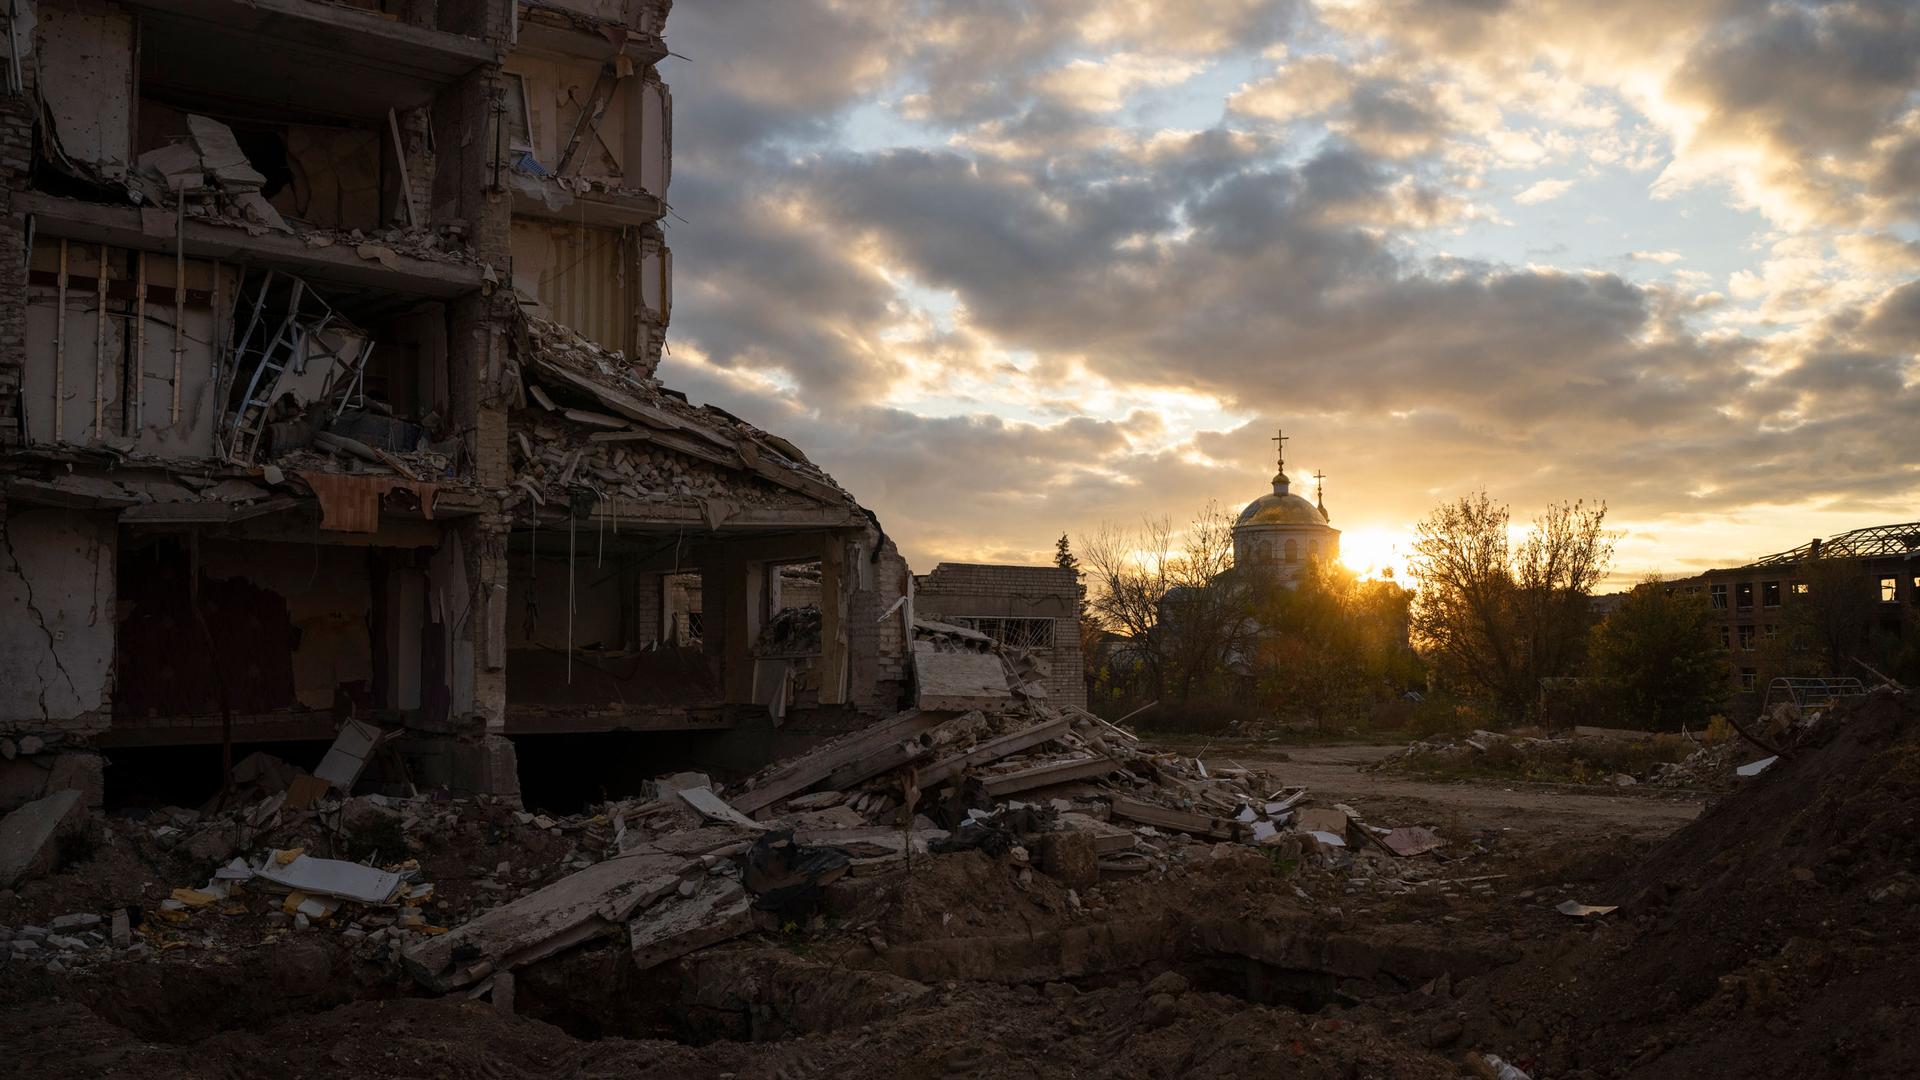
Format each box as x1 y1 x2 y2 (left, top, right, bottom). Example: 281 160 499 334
1080 517 1175 700
1158 502 1252 699
1079 502 1250 703
1515 499 1614 687
1410 492 1614 720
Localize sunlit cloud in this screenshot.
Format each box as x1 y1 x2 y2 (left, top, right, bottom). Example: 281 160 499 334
654 0 1920 578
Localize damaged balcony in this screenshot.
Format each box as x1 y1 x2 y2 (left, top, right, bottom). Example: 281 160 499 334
28 1 494 289
513 0 669 64
502 2 671 230
120 0 500 122
17 238 476 489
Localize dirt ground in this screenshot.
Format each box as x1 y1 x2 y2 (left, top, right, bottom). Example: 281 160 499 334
1230 742 1705 842
5 697 1914 1080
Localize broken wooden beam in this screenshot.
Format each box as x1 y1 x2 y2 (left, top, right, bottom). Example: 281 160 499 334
729 709 952 814
980 755 1120 798
1109 798 1242 841
818 738 931 793
916 714 1072 789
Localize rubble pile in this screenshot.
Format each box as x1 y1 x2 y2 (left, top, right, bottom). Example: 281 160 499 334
507 315 857 514
757 604 823 656
128 113 473 264
510 415 753 505
0 772 639 976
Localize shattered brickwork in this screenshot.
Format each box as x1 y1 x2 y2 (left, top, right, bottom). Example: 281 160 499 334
849 539 911 713
913 563 1087 708
0 51 34 447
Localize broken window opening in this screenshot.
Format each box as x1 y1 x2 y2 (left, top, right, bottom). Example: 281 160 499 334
1737 625 1756 651
1880 576 1898 603
1761 580 1781 607
662 570 703 647
1735 582 1753 610
755 560 822 659
947 616 1057 651
1709 583 1728 609
219 270 455 476
1739 668 1758 691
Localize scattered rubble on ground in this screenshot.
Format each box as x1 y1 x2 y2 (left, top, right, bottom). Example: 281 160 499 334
5 688 1914 1078
1375 724 1736 789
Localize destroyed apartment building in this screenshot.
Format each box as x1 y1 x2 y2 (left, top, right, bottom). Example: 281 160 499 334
0 0 980 813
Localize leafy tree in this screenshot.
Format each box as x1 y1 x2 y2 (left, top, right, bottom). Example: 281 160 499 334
1589 576 1728 729
1249 559 1421 722
1409 492 1614 721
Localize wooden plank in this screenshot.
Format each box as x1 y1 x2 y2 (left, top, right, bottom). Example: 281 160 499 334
981 755 1119 797
917 715 1072 789
819 738 930 793
1110 798 1241 841
730 709 950 814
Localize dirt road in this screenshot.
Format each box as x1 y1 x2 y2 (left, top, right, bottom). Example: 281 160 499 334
1185 741 1705 844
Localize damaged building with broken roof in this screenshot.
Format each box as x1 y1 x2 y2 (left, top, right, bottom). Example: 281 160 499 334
0 0 989 811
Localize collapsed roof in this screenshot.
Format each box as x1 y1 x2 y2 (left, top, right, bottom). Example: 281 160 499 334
506 310 867 525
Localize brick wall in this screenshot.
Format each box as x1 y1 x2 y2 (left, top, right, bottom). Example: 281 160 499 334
913 562 1087 708
0 52 37 447
849 538 910 714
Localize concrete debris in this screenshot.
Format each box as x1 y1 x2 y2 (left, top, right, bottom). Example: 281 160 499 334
403 850 699 992
312 718 394 793
0 789 87 888
508 313 856 514
252 850 404 904
913 642 1015 713
676 786 768 831
1555 900 1619 918
1381 826 1445 858
629 876 754 970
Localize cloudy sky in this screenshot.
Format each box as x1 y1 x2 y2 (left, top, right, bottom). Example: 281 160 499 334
652 0 1920 585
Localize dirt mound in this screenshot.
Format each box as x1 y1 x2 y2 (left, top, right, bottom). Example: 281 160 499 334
6 972 1462 1080
1468 689 1920 1078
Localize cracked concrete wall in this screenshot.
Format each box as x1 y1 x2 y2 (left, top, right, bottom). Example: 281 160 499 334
0 508 115 731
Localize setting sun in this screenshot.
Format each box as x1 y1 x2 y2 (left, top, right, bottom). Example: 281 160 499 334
1339 526 1413 584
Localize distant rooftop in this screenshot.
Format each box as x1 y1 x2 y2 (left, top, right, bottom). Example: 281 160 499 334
1744 521 1920 569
